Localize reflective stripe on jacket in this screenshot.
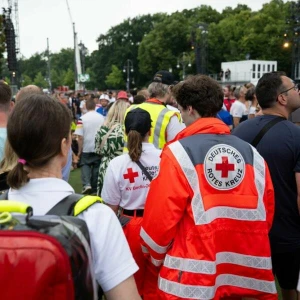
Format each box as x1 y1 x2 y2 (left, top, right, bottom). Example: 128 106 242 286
125 99 180 150
141 118 276 300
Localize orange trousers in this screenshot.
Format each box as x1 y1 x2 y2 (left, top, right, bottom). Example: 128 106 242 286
123 215 160 299
123 216 146 296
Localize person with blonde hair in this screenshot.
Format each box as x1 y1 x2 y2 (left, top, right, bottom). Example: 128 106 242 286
95 100 129 195
0 80 13 161
0 140 18 191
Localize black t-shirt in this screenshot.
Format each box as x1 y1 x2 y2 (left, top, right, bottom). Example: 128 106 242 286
73 98 80 113
0 171 9 191
232 115 300 253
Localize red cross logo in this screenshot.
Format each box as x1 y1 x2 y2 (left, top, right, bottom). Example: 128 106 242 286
123 168 139 183
215 157 235 178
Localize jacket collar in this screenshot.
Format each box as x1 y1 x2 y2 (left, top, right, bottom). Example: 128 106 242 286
169 117 230 144
146 98 166 106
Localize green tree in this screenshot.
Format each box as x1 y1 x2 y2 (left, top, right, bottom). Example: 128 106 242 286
207 6 254 74
63 68 75 89
19 54 47 80
84 66 98 90
33 72 47 88
51 48 74 73
21 74 32 87
90 13 165 89
208 0 291 74
105 65 125 89
138 12 192 81
241 0 291 73
50 69 64 89
4 77 10 85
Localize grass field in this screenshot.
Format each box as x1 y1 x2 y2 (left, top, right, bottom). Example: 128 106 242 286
68 168 283 299
68 168 82 193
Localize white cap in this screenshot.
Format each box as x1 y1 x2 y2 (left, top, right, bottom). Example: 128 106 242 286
100 94 110 101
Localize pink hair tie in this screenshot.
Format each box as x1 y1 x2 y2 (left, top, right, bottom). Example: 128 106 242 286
18 158 26 165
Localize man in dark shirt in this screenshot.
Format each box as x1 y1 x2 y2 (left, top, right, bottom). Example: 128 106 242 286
232 72 300 300
74 93 82 120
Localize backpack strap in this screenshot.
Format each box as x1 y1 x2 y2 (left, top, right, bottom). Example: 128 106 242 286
136 161 153 182
251 116 286 147
47 194 103 216
73 195 103 216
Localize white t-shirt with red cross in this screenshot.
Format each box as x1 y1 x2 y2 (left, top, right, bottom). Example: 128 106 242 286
101 143 161 210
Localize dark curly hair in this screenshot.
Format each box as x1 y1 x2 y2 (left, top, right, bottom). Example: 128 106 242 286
172 75 223 117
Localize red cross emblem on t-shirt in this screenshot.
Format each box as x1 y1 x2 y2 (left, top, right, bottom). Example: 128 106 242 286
215 156 235 178
123 168 139 183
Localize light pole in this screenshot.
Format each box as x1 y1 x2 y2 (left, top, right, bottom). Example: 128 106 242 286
123 59 134 91
191 22 208 74
78 41 88 92
78 41 88 74
177 52 191 80
46 38 52 91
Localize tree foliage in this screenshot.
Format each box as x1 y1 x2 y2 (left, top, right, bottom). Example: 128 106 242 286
63 68 75 89
22 74 32 87
105 65 125 89
18 0 294 89
33 71 47 88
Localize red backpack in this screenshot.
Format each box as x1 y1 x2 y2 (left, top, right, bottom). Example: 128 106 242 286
0 194 101 300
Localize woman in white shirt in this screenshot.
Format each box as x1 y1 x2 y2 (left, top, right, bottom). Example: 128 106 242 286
6 94 140 300
245 87 258 119
230 86 248 127
102 108 161 298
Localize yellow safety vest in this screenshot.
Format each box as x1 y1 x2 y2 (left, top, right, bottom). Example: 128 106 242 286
125 99 181 150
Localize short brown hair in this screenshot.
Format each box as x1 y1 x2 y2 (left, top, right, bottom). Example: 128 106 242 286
86 98 96 110
172 75 223 117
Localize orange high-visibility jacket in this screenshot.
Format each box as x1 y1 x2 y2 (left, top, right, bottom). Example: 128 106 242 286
141 118 276 300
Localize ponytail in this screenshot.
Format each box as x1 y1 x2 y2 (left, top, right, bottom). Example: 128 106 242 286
7 163 29 189
127 130 143 162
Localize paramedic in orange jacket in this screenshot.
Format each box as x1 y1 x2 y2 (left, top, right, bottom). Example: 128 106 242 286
140 75 277 300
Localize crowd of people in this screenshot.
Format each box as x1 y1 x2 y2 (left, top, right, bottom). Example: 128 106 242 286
0 70 300 299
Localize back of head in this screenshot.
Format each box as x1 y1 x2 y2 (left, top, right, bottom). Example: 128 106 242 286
256 72 286 109
148 70 176 98
15 85 42 103
0 81 12 112
86 98 96 110
172 75 223 117
234 86 247 100
244 82 255 89
137 88 150 100
7 94 72 189
125 108 152 162
133 95 146 104
105 100 129 128
245 87 256 101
